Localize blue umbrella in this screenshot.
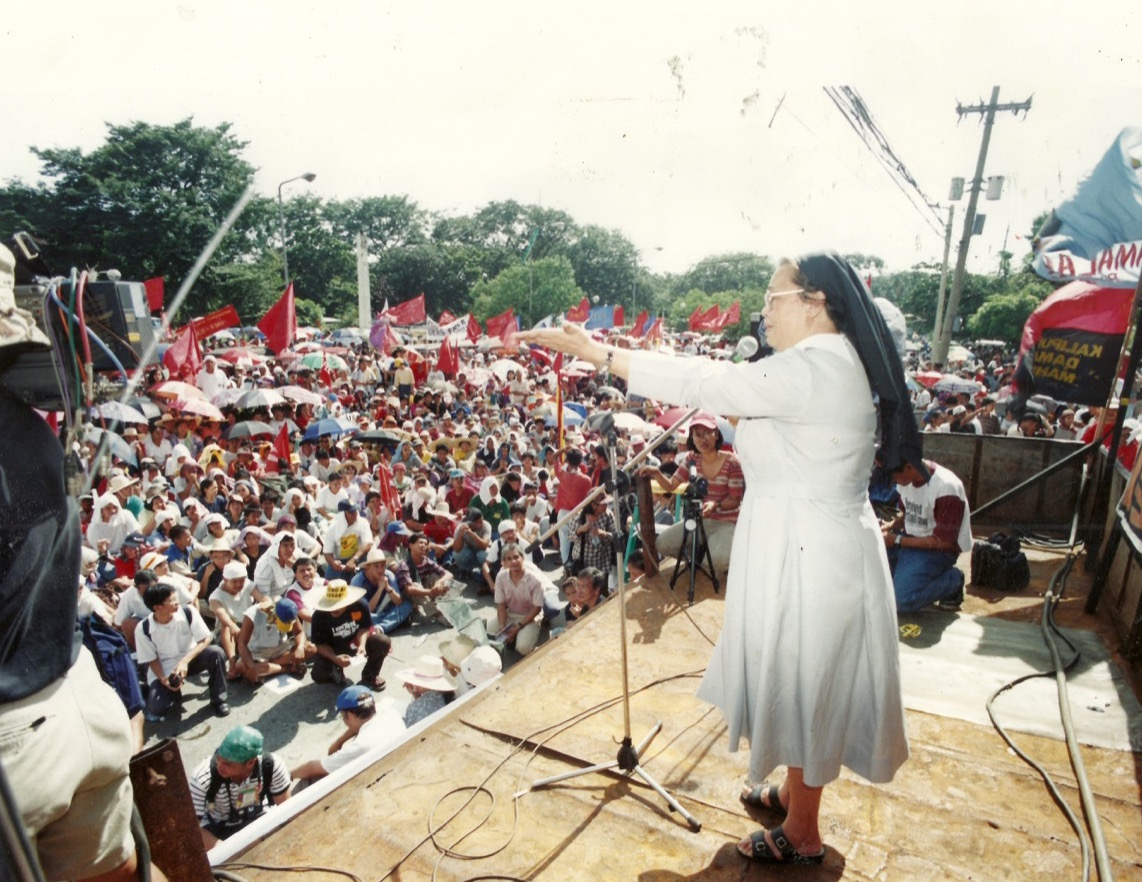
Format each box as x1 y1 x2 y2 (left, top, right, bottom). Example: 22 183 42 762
302 417 359 443
84 427 137 466
544 407 585 428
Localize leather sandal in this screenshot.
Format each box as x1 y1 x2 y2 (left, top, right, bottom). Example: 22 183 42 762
740 782 786 814
738 824 825 865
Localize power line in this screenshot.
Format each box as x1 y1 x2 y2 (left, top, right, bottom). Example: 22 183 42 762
823 86 945 239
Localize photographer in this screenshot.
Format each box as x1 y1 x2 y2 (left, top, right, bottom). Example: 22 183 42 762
0 243 168 881
639 413 743 575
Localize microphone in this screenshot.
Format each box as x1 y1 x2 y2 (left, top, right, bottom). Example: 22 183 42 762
733 336 759 363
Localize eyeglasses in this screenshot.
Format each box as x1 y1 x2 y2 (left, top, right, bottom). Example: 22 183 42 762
763 288 807 308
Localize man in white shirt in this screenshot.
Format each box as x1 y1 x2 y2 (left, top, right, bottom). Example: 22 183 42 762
322 501 374 580
195 354 231 400
289 685 405 784
135 582 229 720
883 459 973 612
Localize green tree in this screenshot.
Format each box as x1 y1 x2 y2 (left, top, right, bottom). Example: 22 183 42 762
470 256 584 328
277 195 355 311
0 119 257 317
671 253 774 297
564 225 638 307
966 278 1053 343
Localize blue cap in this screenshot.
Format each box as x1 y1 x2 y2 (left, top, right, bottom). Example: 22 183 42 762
386 520 413 536
337 499 356 513
274 597 299 623
449 468 465 480
335 684 375 712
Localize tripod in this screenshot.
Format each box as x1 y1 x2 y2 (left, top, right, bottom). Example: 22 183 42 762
669 496 721 606
523 414 702 832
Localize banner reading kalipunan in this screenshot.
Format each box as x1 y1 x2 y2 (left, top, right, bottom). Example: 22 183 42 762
1015 280 1133 406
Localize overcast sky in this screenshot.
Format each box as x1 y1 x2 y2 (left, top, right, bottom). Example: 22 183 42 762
3 1 1139 277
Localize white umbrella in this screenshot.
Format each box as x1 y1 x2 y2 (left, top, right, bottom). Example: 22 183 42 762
236 388 287 410
945 344 976 365
279 385 324 407
489 358 524 382
610 411 655 434
90 401 150 424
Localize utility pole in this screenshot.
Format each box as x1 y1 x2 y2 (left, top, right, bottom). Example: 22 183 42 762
932 87 1031 366
932 204 955 345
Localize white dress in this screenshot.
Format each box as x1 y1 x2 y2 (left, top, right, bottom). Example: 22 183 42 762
628 333 908 787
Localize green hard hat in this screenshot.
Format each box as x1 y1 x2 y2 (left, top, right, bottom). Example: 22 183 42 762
217 726 263 763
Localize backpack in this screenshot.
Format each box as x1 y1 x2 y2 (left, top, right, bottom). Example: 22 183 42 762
205 754 278 824
971 532 1030 592
78 613 145 717
141 604 194 641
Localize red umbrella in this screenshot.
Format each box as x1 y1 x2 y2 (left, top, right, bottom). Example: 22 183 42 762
217 347 267 364
913 370 944 389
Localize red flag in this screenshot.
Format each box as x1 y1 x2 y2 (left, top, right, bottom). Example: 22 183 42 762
382 293 426 325
439 309 457 324
613 305 624 327
485 308 515 339
377 462 400 517
265 424 292 474
143 277 164 312
631 310 649 337
189 304 241 340
466 313 482 344
436 335 459 378
566 297 589 322
692 304 723 332
318 353 333 388
645 317 664 344
711 301 741 331
161 323 201 381
552 352 564 374
407 349 429 385
258 283 296 355
499 315 519 350
865 274 873 292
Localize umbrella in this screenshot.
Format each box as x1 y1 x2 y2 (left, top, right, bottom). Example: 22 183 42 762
90 401 150 424
356 429 408 447
224 420 275 440
299 353 348 372
933 374 983 396
545 407 585 428
150 381 206 401
301 417 359 443
945 344 976 365
83 427 137 466
125 397 162 421
206 329 236 342
278 385 324 406
609 411 655 434
913 370 944 389
488 358 524 382
217 347 267 364
172 398 224 421
236 388 286 410
211 388 247 407
295 341 325 353
653 406 693 429
596 385 626 401
568 358 597 373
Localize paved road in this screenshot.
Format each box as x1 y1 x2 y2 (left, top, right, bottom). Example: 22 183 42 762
140 555 568 778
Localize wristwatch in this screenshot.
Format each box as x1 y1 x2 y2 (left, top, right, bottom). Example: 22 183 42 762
894 533 903 547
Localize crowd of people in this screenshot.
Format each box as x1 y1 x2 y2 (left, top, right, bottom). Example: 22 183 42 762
64 279 1046 865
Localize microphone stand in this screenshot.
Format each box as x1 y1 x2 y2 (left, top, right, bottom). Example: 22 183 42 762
522 412 702 832
525 406 700 559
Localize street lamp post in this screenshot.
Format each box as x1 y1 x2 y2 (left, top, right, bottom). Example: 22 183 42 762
277 173 317 286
